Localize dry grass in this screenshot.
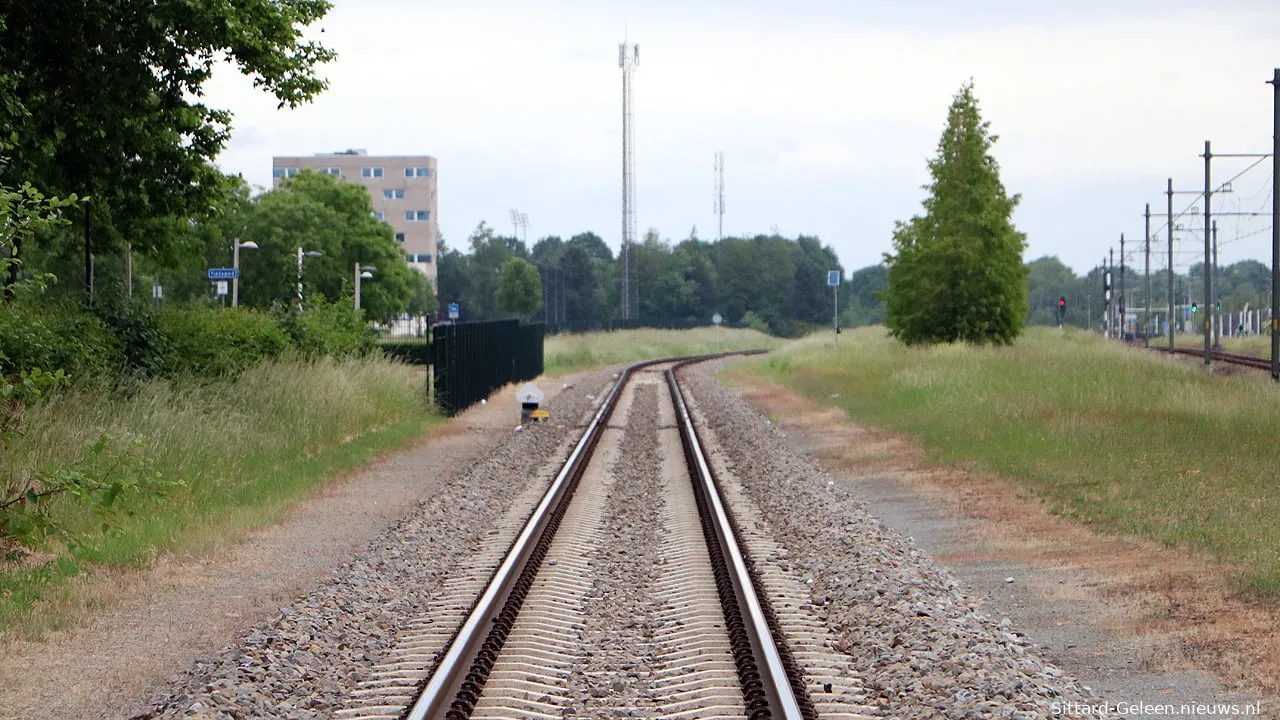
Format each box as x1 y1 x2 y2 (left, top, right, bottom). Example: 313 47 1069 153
1 356 437 637
753 326 1280 595
723 366 1280 698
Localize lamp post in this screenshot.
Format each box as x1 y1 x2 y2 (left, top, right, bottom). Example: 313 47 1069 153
354 263 375 311
297 247 323 307
231 239 258 307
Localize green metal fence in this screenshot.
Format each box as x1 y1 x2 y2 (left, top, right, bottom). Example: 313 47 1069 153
431 320 545 416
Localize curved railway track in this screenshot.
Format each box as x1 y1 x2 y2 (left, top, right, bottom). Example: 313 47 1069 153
1166 345 1273 370
336 353 870 720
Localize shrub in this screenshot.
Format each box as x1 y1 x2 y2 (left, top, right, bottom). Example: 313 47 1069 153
92 299 166 379
272 296 377 359
742 310 772 336
0 300 122 382
379 340 431 365
157 306 290 377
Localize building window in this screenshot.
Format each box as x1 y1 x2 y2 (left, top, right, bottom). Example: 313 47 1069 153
320 167 341 176
362 167 383 178
286 167 299 177
417 253 433 263
371 210 385 221
415 210 430 221
383 188 405 200
272 168 285 178
394 232 405 242
404 210 415 221
405 167 432 178
405 254 414 262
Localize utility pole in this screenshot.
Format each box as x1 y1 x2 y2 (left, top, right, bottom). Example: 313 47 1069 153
83 202 92 304
1109 248 1115 338
1212 220 1220 348
1270 68 1280 381
1167 179 1175 350
1144 204 1151 345
713 151 725 241
1120 233 1126 339
1203 140 1212 365
619 39 639 321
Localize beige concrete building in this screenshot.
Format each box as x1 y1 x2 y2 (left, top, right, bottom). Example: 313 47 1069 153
271 150 438 285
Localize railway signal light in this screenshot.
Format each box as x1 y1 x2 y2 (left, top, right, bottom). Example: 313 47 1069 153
1059 297 1066 309
1191 303 1199 314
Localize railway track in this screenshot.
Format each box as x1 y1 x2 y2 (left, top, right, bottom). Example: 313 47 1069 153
337 354 872 720
1166 345 1273 370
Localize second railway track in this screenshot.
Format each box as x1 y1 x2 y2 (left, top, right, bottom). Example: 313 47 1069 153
337 354 873 720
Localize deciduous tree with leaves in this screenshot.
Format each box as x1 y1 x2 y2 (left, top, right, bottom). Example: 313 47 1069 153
495 257 543 319
882 81 1027 345
0 1 335 264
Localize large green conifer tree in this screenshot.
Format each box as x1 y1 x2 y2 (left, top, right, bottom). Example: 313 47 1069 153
883 81 1028 345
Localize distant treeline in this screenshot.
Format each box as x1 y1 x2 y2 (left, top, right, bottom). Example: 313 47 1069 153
437 222 1268 336
438 223 848 337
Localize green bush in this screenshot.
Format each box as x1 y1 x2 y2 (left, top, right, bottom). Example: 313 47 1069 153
272 296 377 359
379 340 431 365
157 306 290 377
0 301 122 382
92 300 166 378
741 310 772 336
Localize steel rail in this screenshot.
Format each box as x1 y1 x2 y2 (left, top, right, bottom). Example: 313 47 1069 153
1168 345 1272 370
405 350 772 720
666 355 810 720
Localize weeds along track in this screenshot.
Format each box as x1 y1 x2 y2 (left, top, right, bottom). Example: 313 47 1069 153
337 353 873 720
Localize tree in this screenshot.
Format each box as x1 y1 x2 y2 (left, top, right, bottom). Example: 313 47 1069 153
2 177 81 301
0 1 335 270
882 81 1027 345
495 258 543 319
561 244 600 329
234 171 420 322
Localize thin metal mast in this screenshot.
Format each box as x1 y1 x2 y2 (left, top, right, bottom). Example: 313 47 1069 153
714 151 725 241
620 39 639 320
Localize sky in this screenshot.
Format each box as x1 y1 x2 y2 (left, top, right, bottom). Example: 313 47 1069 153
207 0 1280 277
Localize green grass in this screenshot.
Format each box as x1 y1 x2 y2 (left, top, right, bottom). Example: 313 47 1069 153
544 327 782 376
0 356 437 637
747 326 1280 594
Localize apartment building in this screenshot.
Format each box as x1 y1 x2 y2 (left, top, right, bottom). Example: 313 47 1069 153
271 150 438 285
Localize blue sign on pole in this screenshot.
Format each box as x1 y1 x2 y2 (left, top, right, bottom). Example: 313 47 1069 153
827 270 840 287
448 303 459 320
207 267 238 280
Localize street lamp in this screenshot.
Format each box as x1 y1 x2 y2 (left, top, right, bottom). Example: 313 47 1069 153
354 264 376 311
231 239 258 307
297 247 323 307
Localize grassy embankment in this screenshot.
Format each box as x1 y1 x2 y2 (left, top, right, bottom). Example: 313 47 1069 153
544 327 782 376
1 356 436 637
746 326 1280 594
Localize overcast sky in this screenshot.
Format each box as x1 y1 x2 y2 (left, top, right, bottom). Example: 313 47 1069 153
207 0 1280 277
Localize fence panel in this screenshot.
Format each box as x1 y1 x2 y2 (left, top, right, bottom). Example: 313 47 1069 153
431 320 545 416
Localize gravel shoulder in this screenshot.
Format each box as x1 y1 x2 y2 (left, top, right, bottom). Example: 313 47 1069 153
716 362 1273 719
0 369 611 720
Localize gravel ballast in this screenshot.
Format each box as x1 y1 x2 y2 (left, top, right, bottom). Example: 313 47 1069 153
681 361 1095 719
126 369 617 720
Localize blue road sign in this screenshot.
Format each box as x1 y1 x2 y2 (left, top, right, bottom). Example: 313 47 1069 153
827 270 840 287
448 303 459 320
208 267 239 280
